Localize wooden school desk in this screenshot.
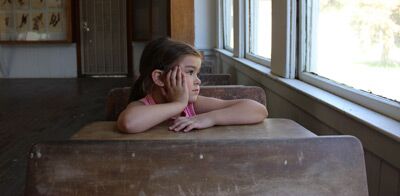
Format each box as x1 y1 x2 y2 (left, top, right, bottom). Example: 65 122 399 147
71 118 317 140
26 120 369 195
26 137 368 195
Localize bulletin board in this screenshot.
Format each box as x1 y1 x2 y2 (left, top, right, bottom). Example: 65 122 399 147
0 0 72 42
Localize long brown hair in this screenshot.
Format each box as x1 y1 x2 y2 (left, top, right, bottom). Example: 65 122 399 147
130 37 202 101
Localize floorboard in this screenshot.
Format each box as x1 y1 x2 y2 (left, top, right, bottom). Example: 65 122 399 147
0 78 133 196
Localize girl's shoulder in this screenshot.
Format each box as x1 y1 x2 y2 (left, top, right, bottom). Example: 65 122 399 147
126 100 145 108
127 94 154 108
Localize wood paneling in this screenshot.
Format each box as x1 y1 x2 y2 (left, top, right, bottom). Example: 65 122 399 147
132 0 152 40
398 174 400 196
130 0 193 43
365 151 381 196
170 0 194 45
379 162 399 196
131 0 170 41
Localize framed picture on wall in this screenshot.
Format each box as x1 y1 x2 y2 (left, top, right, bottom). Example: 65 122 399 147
15 0 29 9
0 0 72 43
31 0 46 9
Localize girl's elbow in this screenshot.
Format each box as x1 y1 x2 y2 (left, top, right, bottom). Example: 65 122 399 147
261 106 268 119
117 117 146 134
246 99 268 119
250 100 268 121
252 107 267 123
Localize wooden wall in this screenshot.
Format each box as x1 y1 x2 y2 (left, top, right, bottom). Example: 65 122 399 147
170 0 195 45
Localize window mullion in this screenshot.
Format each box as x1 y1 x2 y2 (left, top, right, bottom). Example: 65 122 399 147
233 0 245 58
217 0 224 49
245 0 250 57
299 0 318 74
271 0 296 78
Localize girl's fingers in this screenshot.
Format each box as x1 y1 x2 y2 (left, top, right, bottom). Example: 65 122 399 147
170 117 189 131
165 69 171 88
174 120 193 132
170 66 177 86
169 123 177 131
181 71 186 87
183 124 196 132
176 67 182 87
169 118 183 130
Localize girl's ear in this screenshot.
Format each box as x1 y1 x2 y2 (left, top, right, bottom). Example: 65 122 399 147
151 69 164 87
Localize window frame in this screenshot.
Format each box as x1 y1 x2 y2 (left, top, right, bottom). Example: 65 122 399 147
222 0 234 52
218 0 295 77
245 0 272 67
218 0 400 121
245 53 271 67
298 0 400 121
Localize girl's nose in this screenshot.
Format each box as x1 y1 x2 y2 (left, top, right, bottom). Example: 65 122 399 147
195 75 201 85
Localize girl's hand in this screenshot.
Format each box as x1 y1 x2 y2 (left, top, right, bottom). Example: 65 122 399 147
162 66 189 105
169 115 215 132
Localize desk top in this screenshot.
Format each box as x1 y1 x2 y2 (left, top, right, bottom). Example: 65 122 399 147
71 118 316 140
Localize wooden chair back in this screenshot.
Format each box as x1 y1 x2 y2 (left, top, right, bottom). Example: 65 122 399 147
199 74 231 85
106 85 266 120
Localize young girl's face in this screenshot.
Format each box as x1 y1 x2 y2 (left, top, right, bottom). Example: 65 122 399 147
176 55 202 103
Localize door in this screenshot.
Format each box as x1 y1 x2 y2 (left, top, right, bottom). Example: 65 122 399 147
80 0 129 75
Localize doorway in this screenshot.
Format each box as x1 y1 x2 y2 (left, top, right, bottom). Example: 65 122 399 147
78 0 131 76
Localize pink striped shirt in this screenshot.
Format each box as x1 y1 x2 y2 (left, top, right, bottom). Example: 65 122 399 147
139 95 196 118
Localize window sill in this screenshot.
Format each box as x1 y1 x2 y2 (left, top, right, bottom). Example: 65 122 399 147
215 48 400 142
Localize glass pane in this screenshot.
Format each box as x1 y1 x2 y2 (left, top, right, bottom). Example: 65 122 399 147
312 0 400 102
0 0 71 41
249 0 271 59
224 0 234 49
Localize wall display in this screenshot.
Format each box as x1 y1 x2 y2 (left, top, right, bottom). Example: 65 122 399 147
0 0 71 42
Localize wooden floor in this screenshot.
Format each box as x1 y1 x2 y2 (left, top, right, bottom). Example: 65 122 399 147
0 78 133 196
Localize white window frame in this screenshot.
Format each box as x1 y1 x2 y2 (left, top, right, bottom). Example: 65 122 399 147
298 0 400 121
270 0 296 78
245 0 272 67
218 0 296 77
222 0 234 52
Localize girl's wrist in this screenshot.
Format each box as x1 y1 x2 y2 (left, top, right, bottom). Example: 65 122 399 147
170 101 187 111
198 113 216 127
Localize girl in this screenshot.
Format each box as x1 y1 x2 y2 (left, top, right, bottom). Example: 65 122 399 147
117 37 268 133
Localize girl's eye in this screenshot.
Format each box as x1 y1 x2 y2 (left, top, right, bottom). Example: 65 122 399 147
188 70 194 75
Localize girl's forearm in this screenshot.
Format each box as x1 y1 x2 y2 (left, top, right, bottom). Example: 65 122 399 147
202 100 267 126
118 102 186 133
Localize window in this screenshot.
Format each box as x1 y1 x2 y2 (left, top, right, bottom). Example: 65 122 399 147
219 0 291 76
218 0 399 120
300 0 400 120
247 0 272 66
223 0 234 51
